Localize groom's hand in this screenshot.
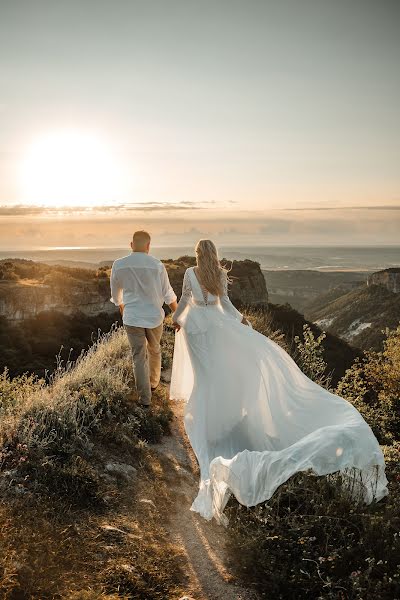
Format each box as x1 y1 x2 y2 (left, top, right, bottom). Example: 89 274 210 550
172 321 181 332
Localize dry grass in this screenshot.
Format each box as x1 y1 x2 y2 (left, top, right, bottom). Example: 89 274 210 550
243 306 289 351
0 325 186 599
2 308 398 598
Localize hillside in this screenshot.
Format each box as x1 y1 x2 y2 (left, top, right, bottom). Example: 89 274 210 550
1 313 399 598
0 324 259 599
304 283 400 350
0 300 358 388
264 269 368 313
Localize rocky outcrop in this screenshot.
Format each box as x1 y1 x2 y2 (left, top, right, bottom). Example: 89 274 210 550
0 278 116 321
367 268 400 294
228 259 269 306
0 257 268 321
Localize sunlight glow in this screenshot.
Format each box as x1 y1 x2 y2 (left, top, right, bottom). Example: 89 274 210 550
20 130 128 207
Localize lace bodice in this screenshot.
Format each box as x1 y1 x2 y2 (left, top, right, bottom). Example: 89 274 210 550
173 267 243 322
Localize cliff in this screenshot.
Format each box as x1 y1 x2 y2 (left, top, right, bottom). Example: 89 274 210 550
0 278 116 320
367 268 400 294
0 256 268 321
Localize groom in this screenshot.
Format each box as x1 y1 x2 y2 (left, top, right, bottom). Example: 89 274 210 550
110 230 178 408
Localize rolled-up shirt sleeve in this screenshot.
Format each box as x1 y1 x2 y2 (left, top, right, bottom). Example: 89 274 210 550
110 263 123 306
160 264 177 305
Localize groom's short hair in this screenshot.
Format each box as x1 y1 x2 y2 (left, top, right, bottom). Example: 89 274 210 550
132 230 151 249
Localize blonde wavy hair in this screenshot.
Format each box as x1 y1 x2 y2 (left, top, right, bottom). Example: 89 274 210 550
194 239 230 296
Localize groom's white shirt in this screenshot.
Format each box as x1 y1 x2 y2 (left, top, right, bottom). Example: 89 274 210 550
110 252 177 328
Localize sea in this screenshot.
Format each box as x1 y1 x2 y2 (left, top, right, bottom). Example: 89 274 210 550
1 245 400 272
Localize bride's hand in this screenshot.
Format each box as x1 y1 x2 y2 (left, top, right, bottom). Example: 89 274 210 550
172 321 181 332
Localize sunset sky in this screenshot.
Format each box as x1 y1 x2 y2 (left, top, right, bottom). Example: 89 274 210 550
0 0 399 248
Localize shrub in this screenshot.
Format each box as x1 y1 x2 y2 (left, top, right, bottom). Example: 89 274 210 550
225 462 400 599
225 322 400 599
294 324 332 388
0 369 43 414
0 326 173 502
336 324 400 444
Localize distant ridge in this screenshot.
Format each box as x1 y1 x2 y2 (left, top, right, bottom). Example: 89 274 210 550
305 276 400 351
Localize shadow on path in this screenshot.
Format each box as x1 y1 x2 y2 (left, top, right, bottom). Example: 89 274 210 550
153 399 260 600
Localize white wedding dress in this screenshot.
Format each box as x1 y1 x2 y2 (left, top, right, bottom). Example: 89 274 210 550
170 267 388 526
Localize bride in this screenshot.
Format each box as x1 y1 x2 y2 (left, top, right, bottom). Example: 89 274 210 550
169 239 388 526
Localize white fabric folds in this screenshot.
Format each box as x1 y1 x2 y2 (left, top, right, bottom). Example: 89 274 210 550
170 267 388 525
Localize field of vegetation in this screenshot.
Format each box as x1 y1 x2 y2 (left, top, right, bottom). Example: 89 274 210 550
0 307 399 598
224 312 400 599
0 323 186 599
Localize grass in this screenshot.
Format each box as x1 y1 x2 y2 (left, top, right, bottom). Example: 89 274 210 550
0 324 186 599
1 307 399 599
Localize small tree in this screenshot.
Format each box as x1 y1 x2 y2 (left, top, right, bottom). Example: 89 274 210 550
294 324 332 389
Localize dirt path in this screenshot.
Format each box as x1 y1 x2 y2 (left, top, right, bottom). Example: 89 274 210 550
153 398 260 600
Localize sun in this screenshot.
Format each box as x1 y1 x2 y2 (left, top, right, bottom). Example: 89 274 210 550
20 130 127 207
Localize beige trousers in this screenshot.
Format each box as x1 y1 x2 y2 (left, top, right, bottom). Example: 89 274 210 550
124 323 163 405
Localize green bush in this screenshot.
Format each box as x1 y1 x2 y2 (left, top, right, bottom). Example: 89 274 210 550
336 324 400 444
225 462 400 599
225 322 400 599
294 324 332 388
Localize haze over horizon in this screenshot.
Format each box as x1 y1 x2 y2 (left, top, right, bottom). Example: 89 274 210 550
0 0 399 248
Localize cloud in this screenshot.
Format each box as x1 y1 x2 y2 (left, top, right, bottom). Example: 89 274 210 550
281 205 400 211
0 201 212 217
0 205 51 216
1 202 399 248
